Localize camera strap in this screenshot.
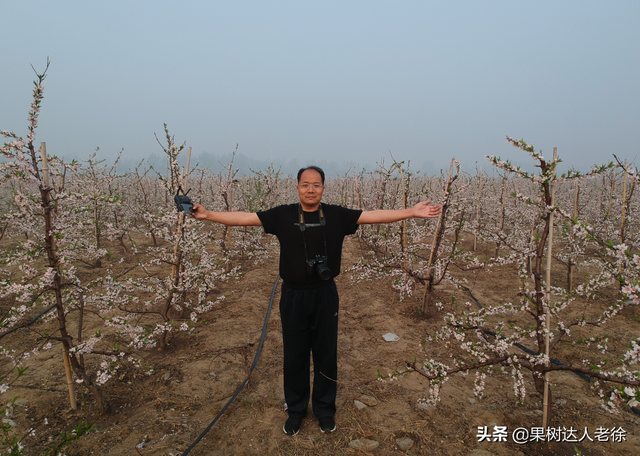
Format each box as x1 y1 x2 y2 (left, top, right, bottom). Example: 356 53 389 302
296 203 325 231
297 203 329 263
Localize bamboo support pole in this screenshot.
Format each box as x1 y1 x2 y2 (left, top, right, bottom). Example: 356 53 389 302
568 181 579 290
182 147 192 275
223 153 235 251
185 146 192 190
41 142 50 187
542 147 557 429
607 170 616 219
354 170 362 209
400 167 407 267
495 174 507 257
473 166 481 251
40 143 77 411
620 159 628 244
166 156 170 205
62 345 77 409
171 147 192 280
618 160 628 287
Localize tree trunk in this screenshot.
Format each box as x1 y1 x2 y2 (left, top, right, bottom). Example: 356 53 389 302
41 186 110 413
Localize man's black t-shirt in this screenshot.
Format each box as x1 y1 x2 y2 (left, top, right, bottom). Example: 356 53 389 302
257 204 362 286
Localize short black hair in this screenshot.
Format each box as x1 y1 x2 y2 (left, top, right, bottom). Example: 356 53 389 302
297 166 325 184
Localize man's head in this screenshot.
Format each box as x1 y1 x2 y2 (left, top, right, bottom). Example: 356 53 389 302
297 166 325 185
297 166 325 211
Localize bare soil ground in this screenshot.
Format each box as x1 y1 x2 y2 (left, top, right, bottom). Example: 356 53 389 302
3 236 640 456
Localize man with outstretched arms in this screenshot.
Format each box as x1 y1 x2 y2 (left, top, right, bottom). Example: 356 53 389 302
192 166 441 436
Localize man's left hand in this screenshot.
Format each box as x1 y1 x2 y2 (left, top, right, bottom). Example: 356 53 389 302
412 200 442 218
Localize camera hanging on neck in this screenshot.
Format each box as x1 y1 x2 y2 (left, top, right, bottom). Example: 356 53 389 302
297 204 331 280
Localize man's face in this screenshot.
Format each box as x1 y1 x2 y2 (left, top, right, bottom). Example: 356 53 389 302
297 169 325 210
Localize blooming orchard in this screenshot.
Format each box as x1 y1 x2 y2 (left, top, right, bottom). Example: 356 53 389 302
1 67 639 453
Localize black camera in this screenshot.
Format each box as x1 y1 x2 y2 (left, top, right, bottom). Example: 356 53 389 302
174 193 194 214
307 255 332 280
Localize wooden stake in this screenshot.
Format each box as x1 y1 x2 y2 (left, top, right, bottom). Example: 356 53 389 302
185 147 192 189
619 160 628 287
568 181 579 290
620 159 628 243
183 147 192 265
354 170 362 209
62 344 77 410
171 147 192 280
607 170 616 219
495 173 508 258
222 151 236 253
400 166 407 267
473 166 481 252
542 147 557 429
40 142 50 188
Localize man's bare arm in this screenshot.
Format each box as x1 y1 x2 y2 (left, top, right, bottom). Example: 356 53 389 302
357 200 442 225
191 204 262 226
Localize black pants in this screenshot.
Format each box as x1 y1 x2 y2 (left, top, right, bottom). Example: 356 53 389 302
280 279 339 420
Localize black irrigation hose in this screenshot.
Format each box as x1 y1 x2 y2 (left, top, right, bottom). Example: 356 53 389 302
460 285 592 382
460 285 640 417
181 274 280 456
0 247 175 339
0 304 56 340
0 245 172 340
2 268 286 448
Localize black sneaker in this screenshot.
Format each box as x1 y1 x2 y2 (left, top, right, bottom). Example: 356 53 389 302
319 416 336 433
283 416 302 436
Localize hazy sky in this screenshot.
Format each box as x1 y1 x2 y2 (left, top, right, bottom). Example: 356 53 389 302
2 1 639 175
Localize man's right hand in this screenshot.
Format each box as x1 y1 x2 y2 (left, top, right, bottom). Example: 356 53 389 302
191 203 208 220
